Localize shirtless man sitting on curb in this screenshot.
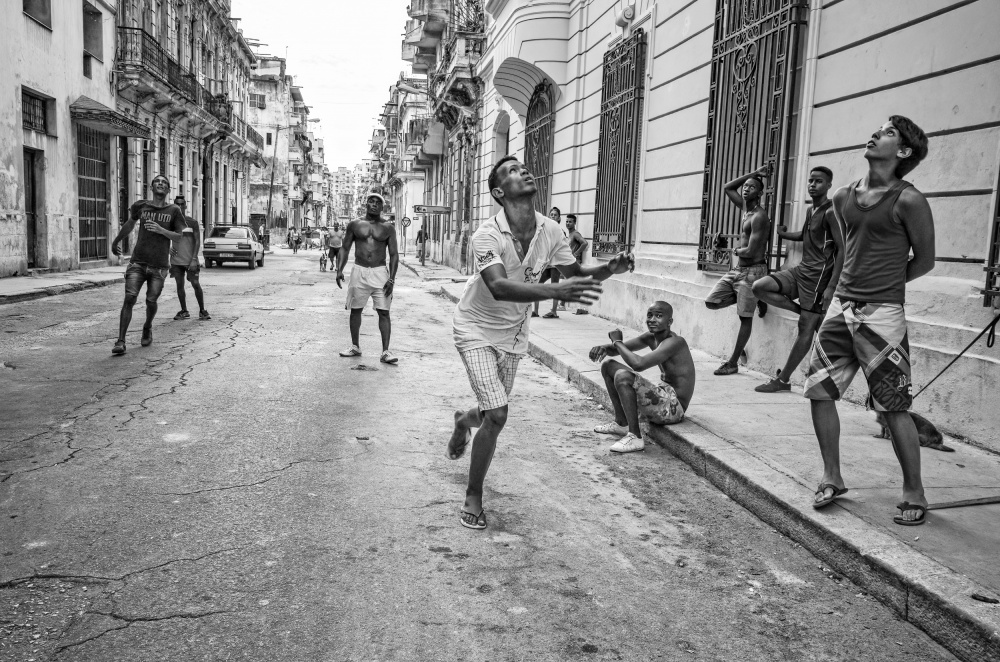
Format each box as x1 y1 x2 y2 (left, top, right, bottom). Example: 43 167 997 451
590 301 696 453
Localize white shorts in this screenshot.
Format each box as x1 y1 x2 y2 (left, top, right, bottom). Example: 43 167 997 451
458 346 521 412
345 265 391 311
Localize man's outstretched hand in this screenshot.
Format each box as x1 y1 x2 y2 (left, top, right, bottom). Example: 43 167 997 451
336 272 345 289
608 252 635 275
552 276 603 306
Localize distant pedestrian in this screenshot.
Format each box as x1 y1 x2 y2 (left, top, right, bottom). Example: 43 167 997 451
109 175 190 355
590 301 696 453
566 214 590 315
336 194 400 364
532 206 567 319
705 165 771 375
802 116 933 525
416 227 426 259
326 223 344 273
169 196 210 321
447 156 633 530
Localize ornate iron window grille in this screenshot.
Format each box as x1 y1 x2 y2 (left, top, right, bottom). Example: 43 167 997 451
78 126 110 261
698 0 808 272
524 82 554 215
593 28 647 258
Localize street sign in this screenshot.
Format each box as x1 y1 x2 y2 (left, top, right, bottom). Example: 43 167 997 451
401 217 411 227
413 205 452 214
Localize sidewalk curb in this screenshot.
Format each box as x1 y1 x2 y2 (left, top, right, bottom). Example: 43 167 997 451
434 282 1000 662
0 277 124 306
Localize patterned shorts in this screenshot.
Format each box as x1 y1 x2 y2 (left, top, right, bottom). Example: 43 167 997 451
803 298 912 411
458 346 522 412
634 373 686 424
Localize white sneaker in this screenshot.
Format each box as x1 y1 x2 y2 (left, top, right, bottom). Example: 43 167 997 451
594 421 628 435
610 432 645 453
380 350 398 364
339 345 361 357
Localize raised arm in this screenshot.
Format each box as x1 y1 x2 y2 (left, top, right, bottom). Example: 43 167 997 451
723 165 770 208
481 264 601 304
898 187 936 282
556 251 633 281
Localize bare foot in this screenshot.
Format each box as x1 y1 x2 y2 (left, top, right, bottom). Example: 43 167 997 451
447 410 471 460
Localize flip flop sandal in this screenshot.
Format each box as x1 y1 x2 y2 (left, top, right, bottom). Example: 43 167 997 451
812 483 849 509
542 312 559 319
446 428 472 461
893 501 927 526
460 509 487 530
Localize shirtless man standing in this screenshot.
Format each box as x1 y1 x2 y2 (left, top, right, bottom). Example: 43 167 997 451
591 302 696 453
705 165 771 375
751 167 842 391
566 214 590 315
336 193 400 364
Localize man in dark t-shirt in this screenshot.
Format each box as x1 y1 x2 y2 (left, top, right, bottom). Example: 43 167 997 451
110 175 190 355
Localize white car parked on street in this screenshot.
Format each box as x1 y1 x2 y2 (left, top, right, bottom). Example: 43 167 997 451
203 226 265 269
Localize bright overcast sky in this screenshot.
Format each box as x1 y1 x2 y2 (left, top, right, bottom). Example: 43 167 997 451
232 0 411 169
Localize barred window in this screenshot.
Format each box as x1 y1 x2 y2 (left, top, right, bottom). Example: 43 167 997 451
22 91 47 132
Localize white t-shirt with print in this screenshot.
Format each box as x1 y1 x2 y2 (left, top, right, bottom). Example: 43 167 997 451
453 210 577 354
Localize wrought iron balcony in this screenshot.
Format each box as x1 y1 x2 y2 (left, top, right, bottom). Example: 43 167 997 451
204 91 233 125
117 27 201 103
430 33 485 101
247 125 264 151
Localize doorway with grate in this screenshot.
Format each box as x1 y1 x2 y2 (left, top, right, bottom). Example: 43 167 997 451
524 82 554 215
78 125 110 261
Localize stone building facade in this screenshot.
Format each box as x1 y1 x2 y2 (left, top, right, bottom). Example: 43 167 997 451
398 0 1000 451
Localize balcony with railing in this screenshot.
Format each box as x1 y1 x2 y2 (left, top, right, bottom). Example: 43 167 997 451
405 117 430 154
204 90 233 125
118 26 200 103
247 125 264 151
430 32 486 103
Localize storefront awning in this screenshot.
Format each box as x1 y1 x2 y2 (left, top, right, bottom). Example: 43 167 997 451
70 96 150 139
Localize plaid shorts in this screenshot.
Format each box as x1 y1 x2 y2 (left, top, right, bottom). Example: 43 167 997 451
458 346 521 412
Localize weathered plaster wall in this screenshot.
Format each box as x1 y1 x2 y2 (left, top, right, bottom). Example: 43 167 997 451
1 1 120 275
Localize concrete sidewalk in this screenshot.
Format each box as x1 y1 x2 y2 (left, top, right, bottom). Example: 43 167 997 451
0 265 126 305
401 256 1000 662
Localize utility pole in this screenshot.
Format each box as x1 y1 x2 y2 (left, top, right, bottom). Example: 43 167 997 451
264 125 285 232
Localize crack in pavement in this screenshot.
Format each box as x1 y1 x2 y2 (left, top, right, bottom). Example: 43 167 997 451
1 546 242 589
54 609 234 654
158 454 368 496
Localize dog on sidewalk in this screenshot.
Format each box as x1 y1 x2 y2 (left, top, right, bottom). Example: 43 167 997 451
874 410 954 452
319 252 328 272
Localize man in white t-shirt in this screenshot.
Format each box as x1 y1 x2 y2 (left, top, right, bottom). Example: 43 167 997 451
447 155 635 530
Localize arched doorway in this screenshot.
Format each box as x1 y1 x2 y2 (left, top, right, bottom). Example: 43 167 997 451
524 83 554 214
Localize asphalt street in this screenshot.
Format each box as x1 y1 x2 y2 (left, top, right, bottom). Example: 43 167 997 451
0 249 955 661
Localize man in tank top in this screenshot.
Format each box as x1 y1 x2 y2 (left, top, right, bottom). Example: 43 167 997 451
802 116 934 526
751 167 843 392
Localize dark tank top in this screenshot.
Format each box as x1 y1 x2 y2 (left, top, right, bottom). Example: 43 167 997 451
835 179 912 304
797 201 834 289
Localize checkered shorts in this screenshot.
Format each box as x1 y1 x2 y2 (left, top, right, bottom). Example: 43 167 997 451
458 346 521 412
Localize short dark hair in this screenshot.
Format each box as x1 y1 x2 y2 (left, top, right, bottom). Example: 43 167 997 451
810 166 833 182
549 207 561 214
746 176 764 191
566 214 577 222
152 174 170 185
888 115 928 178
488 155 518 202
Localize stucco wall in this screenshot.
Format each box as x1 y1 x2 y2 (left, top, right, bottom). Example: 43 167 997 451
1 1 120 275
